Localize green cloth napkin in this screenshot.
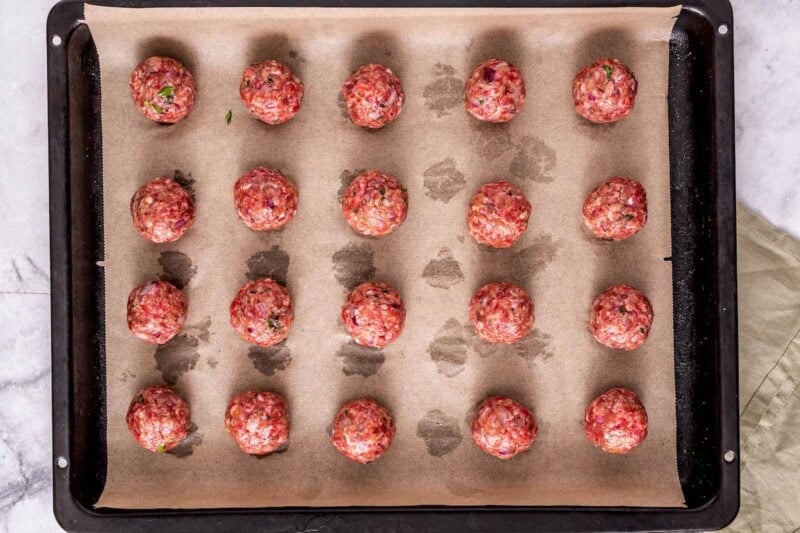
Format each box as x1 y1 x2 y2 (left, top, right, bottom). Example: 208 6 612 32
724 206 800 532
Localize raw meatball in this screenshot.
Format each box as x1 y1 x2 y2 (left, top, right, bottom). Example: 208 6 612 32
129 56 196 124
469 282 534 344
225 391 289 456
240 60 304 125
342 64 405 129
341 170 408 237
465 58 526 123
583 177 647 241
573 58 637 124
467 181 531 248
230 278 293 347
590 284 653 350
127 280 188 344
585 387 648 454
126 386 190 453
331 398 396 464
130 177 195 243
234 167 298 231
471 396 537 459
341 281 405 348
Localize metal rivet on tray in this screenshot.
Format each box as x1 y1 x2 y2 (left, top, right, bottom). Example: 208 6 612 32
51 35 62 46
718 24 729 35
723 450 736 463
56 456 68 469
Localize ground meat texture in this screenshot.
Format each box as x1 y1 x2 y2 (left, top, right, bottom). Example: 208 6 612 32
342 64 405 129
225 391 289 456
465 58 526 123
126 386 190 453
583 177 647 241
234 167 298 231
127 281 188 344
585 388 648 454
230 278 293 347
573 58 637 124
467 181 531 248
341 170 408 237
471 396 537 459
341 281 405 348
590 284 653 350
130 177 195 243
469 282 534 344
129 56 196 124
240 60 304 125
331 398 396 464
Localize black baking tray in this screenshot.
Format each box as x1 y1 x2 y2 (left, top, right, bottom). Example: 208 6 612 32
48 0 738 531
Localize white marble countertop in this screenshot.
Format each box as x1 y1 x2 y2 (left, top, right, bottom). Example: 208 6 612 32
0 0 794 530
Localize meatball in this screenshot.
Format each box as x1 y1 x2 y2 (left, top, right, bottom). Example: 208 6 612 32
341 170 408 237
331 398 396 464
127 280 188 344
469 282 534 344
126 386 190 453
130 177 195 243
129 56 196 124
342 64 405 129
234 167 298 231
583 177 647 241
230 278 293 347
225 391 290 456
590 284 653 350
341 281 405 348
585 387 648 454
467 181 531 248
240 60 304 125
573 58 637 124
465 58 526 123
471 396 537 459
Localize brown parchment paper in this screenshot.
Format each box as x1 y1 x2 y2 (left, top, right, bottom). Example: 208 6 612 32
86 3 684 508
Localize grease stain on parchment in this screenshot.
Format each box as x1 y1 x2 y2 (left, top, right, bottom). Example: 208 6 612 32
436 316 554 365
154 334 200 385
423 62 463 117
118 371 136 383
184 316 211 342
446 479 488 498
246 246 290 284
167 422 203 458
422 158 467 203
158 251 196 289
470 122 513 161
335 342 385 377
576 118 618 141
332 241 375 290
173 169 195 198
416 409 463 457
479 234 560 285
469 125 558 182
422 248 465 289
428 318 470 377
337 168 366 200
470 328 554 364
509 135 557 183
206 357 218 369
248 342 292 377
288 49 305 64
337 92 350 119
